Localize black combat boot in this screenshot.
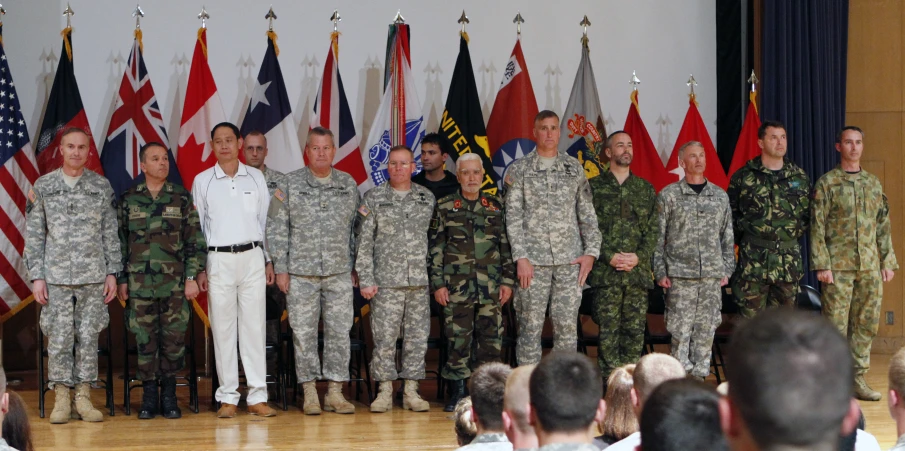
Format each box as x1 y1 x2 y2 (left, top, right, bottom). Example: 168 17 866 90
160 376 182 419
138 380 158 419
444 379 469 412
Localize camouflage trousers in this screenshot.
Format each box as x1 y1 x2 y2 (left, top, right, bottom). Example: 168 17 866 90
665 278 722 378
127 296 190 381
515 264 581 366
370 286 429 382
592 284 647 375
40 284 109 388
732 277 798 318
822 270 882 375
287 272 353 383
441 298 503 381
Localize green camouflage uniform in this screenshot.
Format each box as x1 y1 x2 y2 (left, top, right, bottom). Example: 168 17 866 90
118 182 207 381
727 157 811 317
588 172 657 374
429 191 514 380
810 166 898 375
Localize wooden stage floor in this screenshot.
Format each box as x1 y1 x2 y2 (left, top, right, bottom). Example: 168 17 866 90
10 351 903 450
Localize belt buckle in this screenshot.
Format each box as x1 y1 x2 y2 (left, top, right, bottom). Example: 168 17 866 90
230 244 237 253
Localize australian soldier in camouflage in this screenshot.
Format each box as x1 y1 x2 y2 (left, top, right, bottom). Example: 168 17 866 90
811 126 898 401
117 143 207 419
428 154 514 411
728 121 811 317
24 128 122 423
654 141 735 379
356 145 436 413
267 127 360 415
504 111 602 367
588 131 658 376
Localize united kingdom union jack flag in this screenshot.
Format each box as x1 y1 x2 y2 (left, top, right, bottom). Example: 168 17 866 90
101 37 180 196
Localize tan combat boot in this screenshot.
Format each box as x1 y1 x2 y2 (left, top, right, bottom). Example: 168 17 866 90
854 375 881 401
324 381 355 414
370 381 393 413
74 383 104 422
49 385 71 424
301 381 322 415
402 380 430 412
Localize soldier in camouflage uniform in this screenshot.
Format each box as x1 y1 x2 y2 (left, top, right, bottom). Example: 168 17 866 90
811 126 898 401
117 142 207 420
588 131 658 376
653 141 735 379
242 131 285 366
356 145 435 413
268 127 359 415
428 154 514 412
727 120 811 318
24 128 122 424
503 110 602 366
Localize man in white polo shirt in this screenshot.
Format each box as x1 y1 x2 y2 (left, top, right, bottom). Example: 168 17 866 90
192 122 276 418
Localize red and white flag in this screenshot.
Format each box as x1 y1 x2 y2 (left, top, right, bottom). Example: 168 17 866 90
623 90 670 192
176 28 226 192
728 91 762 177
310 32 368 188
664 95 729 189
0 26 40 321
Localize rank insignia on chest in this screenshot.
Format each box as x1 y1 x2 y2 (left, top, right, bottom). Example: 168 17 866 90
131 206 141 214
358 205 370 216
163 206 181 218
419 193 426 202
267 181 277 189
274 188 286 203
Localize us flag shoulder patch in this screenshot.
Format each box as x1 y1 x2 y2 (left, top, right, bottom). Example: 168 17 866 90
274 188 286 203
27 188 36 203
358 205 370 216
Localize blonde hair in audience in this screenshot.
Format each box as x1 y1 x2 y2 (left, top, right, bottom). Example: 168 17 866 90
454 396 477 446
889 347 905 396
504 364 536 434
599 364 638 440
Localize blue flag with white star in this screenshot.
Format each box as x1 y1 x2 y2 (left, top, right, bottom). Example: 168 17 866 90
239 33 303 172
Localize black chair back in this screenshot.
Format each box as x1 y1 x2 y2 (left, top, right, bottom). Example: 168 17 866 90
796 284 822 312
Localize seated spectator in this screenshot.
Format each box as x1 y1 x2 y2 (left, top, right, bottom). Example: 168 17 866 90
720 309 861 451
0 367 15 451
637 378 728 451
888 347 905 450
606 353 686 451
456 397 478 446
2 391 32 451
456 363 513 450
593 364 637 449
838 408 879 451
503 365 538 451
529 352 605 450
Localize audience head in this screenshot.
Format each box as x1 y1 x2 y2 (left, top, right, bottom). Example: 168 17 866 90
0 367 7 418
454 396 477 446
888 347 905 419
2 391 33 451
529 352 604 438
631 353 686 417
720 309 859 450
599 364 638 441
469 362 512 433
638 378 728 451
503 365 537 449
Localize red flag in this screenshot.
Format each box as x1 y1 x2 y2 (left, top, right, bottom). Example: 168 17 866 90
664 96 729 190
34 28 103 175
487 38 539 182
728 93 762 177
176 28 226 193
622 91 669 192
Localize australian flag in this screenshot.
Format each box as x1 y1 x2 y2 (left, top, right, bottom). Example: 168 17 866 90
239 33 304 173
101 37 179 197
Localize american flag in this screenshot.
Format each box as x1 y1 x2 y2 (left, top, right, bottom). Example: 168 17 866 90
101 36 179 197
0 27 39 321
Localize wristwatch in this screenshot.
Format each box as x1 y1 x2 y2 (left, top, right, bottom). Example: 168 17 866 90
186 276 196 281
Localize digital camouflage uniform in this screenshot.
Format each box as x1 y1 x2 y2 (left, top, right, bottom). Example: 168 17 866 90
24 168 122 388
504 151 601 366
355 182 435 381
810 166 898 375
267 167 360 383
260 166 287 343
429 191 514 380
653 180 735 378
118 182 207 381
727 157 810 317
588 172 657 374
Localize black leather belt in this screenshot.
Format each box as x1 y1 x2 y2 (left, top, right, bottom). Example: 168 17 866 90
208 241 262 253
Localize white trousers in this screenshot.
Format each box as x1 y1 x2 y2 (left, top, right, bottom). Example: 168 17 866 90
207 247 267 405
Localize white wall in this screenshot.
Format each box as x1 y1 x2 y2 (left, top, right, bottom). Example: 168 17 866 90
4 0 716 163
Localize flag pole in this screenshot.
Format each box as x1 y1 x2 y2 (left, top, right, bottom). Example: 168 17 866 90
748 69 759 113
513 11 524 36
580 15 590 46
265 6 279 56
687 74 698 105
330 10 341 59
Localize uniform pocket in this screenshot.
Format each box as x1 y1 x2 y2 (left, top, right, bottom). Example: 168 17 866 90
242 190 258 214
